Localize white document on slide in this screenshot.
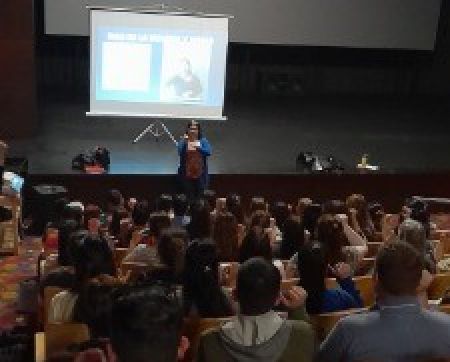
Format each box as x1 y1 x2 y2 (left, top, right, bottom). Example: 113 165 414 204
101 42 152 92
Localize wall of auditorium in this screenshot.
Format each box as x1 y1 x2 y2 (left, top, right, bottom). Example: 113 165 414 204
0 0 38 139
35 1 450 97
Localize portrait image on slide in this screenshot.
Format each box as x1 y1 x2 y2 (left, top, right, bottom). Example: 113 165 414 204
160 36 213 104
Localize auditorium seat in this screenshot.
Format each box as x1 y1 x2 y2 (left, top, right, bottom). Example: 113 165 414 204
439 304 450 315
431 230 450 255
113 247 129 268
428 274 450 300
367 242 383 257
355 257 375 276
219 262 239 287
429 240 444 262
182 317 231 362
43 286 65 329
43 323 90 361
431 213 450 230
120 261 151 282
429 273 450 299
310 308 367 341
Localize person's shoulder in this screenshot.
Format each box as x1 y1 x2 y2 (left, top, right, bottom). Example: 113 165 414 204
422 308 450 326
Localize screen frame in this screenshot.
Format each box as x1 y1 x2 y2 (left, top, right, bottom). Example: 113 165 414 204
87 7 231 121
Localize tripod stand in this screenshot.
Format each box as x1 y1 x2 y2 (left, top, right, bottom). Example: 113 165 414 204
132 120 178 145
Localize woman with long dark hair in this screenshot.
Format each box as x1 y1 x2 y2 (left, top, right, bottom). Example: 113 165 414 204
213 212 239 262
297 241 363 314
183 240 233 317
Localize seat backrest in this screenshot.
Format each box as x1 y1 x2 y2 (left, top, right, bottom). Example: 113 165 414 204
182 317 231 362
428 274 450 300
367 242 383 258
45 323 90 359
43 286 65 329
310 308 367 341
355 257 375 276
113 247 129 268
219 262 239 287
120 261 151 282
439 304 450 315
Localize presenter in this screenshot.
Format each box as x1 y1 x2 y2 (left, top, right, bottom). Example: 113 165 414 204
177 120 211 200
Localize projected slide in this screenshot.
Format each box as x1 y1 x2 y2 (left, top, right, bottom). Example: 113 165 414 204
96 30 216 105
90 11 228 119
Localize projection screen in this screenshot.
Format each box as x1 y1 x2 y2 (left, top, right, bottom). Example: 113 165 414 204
88 9 229 119
46 0 441 50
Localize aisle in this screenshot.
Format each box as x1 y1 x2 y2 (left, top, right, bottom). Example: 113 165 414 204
0 238 41 329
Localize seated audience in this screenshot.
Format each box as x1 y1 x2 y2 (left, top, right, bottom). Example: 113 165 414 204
172 193 190 228
317 242 450 362
294 197 313 223
239 226 272 263
183 240 233 317
270 201 291 234
280 218 304 259
398 218 436 308
186 198 211 241
57 218 81 266
346 194 376 241
110 285 189 362
226 193 245 224
105 189 124 214
157 194 174 217
300 203 322 240
202 189 217 212
154 227 188 283
317 214 367 270
48 235 116 323
124 212 171 267
83 204 101 230
213 211 239 262
298 241 363 314
197 257 315 362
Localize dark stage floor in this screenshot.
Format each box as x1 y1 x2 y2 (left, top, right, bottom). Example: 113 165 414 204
8 95 450 175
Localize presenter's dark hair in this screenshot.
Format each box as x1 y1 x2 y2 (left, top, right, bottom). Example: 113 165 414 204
186 120 203 139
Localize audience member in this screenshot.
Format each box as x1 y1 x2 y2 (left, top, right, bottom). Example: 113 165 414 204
239 227 272 263
202 189 217 212
124 212 170 267
317 242 450 362
155 227 188 283
226 193 245 224
106 189 124 214
111 286 189 362
186 198 211 240
157 194 173 215
298 241 363 314
270 201 291 234
197 258 315 362
301 203 322 240
172 193 190 228
280 218 304 259
183 240 233 317
48 235 116 323
213 212 239 262
346 194 375 240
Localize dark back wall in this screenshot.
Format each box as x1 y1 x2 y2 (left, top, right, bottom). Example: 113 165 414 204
0 0 37 139
35 1 450 98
